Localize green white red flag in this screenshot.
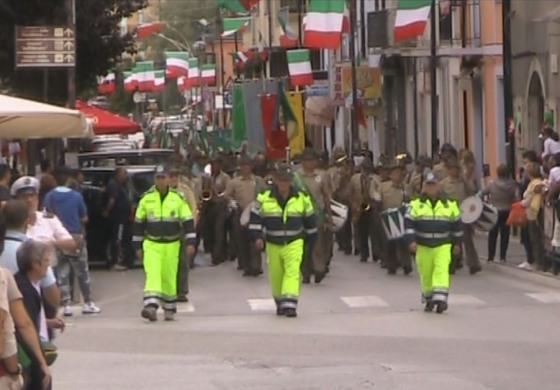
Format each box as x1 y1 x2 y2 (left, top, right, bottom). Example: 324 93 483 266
185 58 199 88
287 49 314 87
165 51 189 78
304 0 345 50
97 72 116 95
221 17 250 37
134 61 155 92
201 64 216 85
151 70 166 93
123 71 136 93
394 0 432 42
136 22 166 39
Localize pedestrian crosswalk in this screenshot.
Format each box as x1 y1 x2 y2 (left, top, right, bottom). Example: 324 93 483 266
164 291 560 315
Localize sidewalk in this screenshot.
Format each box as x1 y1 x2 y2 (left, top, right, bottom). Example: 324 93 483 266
473 233 559 278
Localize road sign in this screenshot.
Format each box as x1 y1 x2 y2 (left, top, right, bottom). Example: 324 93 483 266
15 26 76 68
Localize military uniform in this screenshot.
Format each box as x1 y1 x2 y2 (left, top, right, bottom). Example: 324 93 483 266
349 158 383 263
225 158 265 276
331 152 353 254
439 159 481 274
295 148 332 284
133 165 196 322
379 173 412 274
200 158 231 265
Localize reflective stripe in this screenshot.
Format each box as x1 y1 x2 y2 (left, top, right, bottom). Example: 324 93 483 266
305 227 318 235
248 224 262 230
261 212 283 217
132 235 143 242
267 229 304 237
134 218 145 224
416 232 449 239
185 232 197 239
432 293 448 303
451 231 463 237
145 235 181 243
405 228 415 235
146 217 181 223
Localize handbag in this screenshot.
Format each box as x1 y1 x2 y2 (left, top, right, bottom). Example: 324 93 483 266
506 201 528 227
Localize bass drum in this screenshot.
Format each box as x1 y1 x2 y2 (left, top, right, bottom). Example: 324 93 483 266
330 199 349 232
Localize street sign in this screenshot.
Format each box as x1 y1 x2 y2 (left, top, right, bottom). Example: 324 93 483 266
15 26 76 68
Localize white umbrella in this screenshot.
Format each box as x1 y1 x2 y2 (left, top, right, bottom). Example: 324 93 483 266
0 94 89 138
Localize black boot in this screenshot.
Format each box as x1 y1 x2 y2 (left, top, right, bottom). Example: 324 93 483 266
284 308 297 318
435 301 448 314
424 301 434 312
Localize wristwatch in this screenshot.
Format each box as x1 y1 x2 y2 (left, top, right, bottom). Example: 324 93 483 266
7 363 22 376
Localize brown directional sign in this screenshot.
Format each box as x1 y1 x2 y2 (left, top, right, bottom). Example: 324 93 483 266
15 26 76 68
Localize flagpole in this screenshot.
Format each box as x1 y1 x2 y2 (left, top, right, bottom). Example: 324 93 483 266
348 0 359 153
234 32 240 78
430 0 438 158
297 0 303 47
266 0 272 79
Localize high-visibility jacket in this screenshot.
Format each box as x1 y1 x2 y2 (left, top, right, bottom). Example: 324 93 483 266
404 194 462 247
248 185 317 245
132 186 196 250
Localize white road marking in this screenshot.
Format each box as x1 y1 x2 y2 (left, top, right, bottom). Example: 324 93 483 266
340 296 389 308
247 298 276 311
525 292 560 303
448 294 486 306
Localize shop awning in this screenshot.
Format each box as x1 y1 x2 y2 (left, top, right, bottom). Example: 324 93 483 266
76 100 140 135
0 94 88 138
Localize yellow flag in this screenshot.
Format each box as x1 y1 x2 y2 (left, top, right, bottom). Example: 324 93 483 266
286 91 305 155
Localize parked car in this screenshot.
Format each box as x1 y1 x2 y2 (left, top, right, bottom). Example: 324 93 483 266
80 165 156 267
78 149 174 169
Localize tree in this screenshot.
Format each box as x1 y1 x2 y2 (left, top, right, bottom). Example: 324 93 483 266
0 0 148 101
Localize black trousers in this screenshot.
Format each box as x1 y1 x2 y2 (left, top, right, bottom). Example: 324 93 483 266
200 200 228 264
335 202 352 253
487 209 511 260
520 225 534 264
109 218 134 267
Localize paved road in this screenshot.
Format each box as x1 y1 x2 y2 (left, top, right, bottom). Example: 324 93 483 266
53 238 560 390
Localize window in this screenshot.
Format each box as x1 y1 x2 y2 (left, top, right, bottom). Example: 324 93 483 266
374 0 386 10
280 0 306 13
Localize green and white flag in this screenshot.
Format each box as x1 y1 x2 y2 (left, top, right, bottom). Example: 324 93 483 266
221 17 250 37
165 51 189 78
394 0 432 42
287 49 313 87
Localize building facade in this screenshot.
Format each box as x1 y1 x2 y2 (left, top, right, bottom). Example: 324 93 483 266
510 0 560 156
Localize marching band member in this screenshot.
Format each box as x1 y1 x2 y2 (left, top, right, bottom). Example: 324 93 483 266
224 155 265 276
200 156 231 266
295 148 333 284
379 162 412 275
133 165 196 322
169 165 198 302
440 158 481 274
405 171 463 314
433 143 457 181
349 158 382 263
248 164 317 318
406 156 431 199
330 150 353 255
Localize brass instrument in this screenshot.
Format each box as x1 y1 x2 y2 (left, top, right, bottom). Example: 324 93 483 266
200 175 213 202
361 173 371 211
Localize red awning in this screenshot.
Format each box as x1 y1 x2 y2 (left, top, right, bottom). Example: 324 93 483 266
75 101 139 135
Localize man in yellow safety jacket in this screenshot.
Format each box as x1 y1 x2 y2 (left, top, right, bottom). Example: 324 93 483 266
133 165 196 322
248 164 317 318
404 171 462 314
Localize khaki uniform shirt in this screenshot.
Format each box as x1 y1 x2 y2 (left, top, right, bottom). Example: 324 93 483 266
296 169 331 209
349 173 381 208
407 172 424 199
176 176 198 213
379 181 407 210
433 162 447 181
224 174 265 210
440 176 475 203
212 171 231 197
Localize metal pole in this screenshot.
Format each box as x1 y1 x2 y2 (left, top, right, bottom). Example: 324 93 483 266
297 0 303 47
42 69 48 102
430 0 438 158
66 0 76 109
266 0 273 79
412 58 419 158
359 0 366 59
349 0 360 152
502 0 515 176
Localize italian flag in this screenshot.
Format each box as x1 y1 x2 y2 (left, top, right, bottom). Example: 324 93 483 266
287 49 314 87
394 0 432 42
221 17 250 37
177 76 187 93
97 72 116 95
201 64 217 85
134 61 155 92
231 51 249 72
165 51 189 78
217 0 260 13
304 0 345 50
151 70 166 93
185 58 199 88
136 22 166 39
123 71 136 93
278 6 299 48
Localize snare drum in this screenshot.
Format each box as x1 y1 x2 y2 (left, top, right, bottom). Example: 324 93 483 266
381 205 408 240
474 202 498 231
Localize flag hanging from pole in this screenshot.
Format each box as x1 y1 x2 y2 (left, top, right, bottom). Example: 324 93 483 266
165 51 189 78
278 7 299 48
394 0 432 42
221 17 251 37
286 91 305 155
185 58 199 88
135 61 155 92
287 49 314 87
97 71 116 95
123 71 136 93
201 64 217 85
136 22 166 39
151 70 166 93
304 0 345 49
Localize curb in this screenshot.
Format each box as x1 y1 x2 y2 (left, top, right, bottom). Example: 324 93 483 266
492 262 560 289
